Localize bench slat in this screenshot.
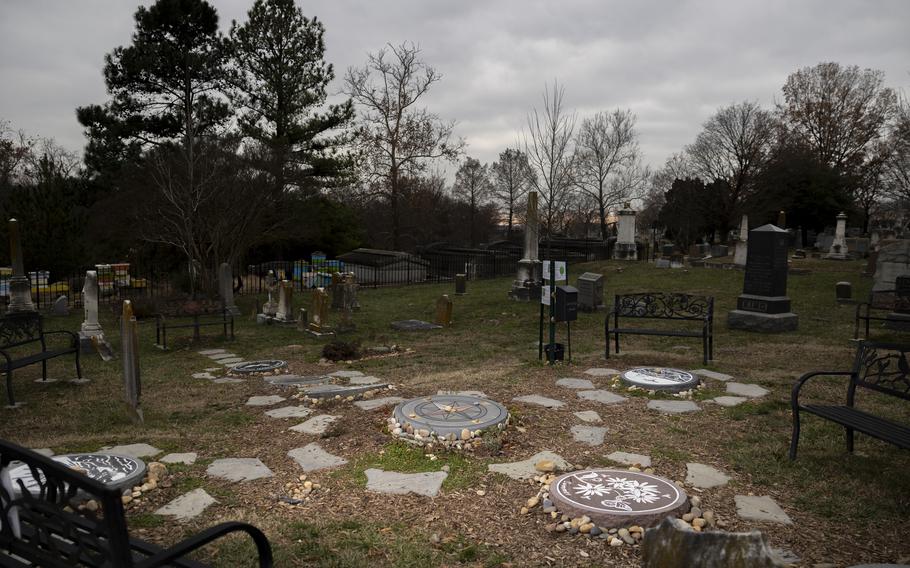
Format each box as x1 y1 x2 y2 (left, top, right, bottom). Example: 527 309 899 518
802 405 910 448
0 349 77 371
608 328 703 338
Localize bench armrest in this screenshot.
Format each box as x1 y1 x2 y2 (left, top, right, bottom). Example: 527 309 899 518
136 521 273 568
42 330 79 348
791 371 854 410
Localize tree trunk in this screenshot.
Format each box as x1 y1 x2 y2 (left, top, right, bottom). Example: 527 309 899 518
390 168 401 250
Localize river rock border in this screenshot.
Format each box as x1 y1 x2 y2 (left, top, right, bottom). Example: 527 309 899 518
387 395 511 451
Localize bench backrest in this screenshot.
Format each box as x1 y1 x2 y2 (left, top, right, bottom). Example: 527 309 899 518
0 440 133 567
0 313 44 350
614 293 714 321
850 341 910 402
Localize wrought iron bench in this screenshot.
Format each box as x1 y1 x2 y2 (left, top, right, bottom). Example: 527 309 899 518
0 312 81 407
155 298 234 350
854 289 910 339
605 292 714 365
789 340 910 459
0 439 273 567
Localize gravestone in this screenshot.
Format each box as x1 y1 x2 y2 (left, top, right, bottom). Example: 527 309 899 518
219 262 240 316
434 294 453 326
777 210 786 228
6 219 35 313
121 301 142 423
835 282 852 303
276 280 295 323
620 367 699 393
79 270 106 353
331 273 344 310
734 215 748 266
824 212 849 260
262 270 278 316
642 517 786 568
873 240 910 291
613 203 638 260
576 272 604 312
727 224 798 332
51 295 69 316
662 244 676 257
455 274 467 295
710 244 728 258
509 191 542 301
306 288 333 336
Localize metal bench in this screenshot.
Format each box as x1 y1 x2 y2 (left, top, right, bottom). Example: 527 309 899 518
0 440 273 567
0 312 81 407
789 340 910 459
605 292 714 365
154 299 234 350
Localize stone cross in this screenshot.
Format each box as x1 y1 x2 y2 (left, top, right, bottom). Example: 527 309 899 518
276 280 294 322
121 300 143 424
308 288 330 332
6 218 35 313
219 262 240 315
434 294 453 326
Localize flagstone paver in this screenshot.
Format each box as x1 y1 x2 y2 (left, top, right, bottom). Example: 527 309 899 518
207 353 238 360
160 452 198 465
348 376 382 385
512 394 565 408
573 410 602 423
437 390 487 398
556 378 595 389
192 372 216 380
577 390 627 405
354 397 405 411
265 406 313 419
289 415 341 435
691 369 734 382
606 451 651 468
734 495 792 524
686 463 731 488
647 400 701 414
328 370 365 378
207 458 273 482
101 443 161 458
365 468 448 497
710 396 749 407
245 395 286 406
155 488 216 520
218 357 245 365
302 384 389 399
204 367 222 372
726 382 770 398
488 451 569 480
570 425 608 446
266 375 330 387
198 349 227 356
288 443 348 472
214 378 244 384
584 368 620 377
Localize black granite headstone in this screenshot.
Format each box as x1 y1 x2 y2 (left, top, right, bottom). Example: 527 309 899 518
737 225 791 314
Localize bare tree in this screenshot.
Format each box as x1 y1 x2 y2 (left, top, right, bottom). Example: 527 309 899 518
452 157 491 247
490 147 534 239
883 92 910 202
574 109 647 240
524 81 577 239
344 42 464 249
0 121 35 188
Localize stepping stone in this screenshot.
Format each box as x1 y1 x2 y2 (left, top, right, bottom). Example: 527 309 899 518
354 397 404 411
647 400 701 414
365 468 447 497
289 415 340 435
160 452 197 465
710 396 749 407
206 458 273 482
573 410 602 423
198 349 227 356
606 451 651 468
207 352 238 360
288 443 347 472
214 378 243 384
155 488 216 521
192 372 216 380
32 448 54 457
437 390 487 398
556 378 595 389
577 390 627 405
390 319 441 331
204 367 221 372
101 443 162 459
571 425 608 446
265 406 313 419
328 370 365 378
686 463 731 488
348 376 382 385
218 357 245 365
512 395 565 408
245 395 286 407
301 384 389 399
265 374 330 387
488 451 569 480
691 369 734 382
734 495 792 524
584 368 620 377
726 382 770 398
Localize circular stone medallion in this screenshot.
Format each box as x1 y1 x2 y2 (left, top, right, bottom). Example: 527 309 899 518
231 360 288 374
549 469 688 527
393 395 509 437
620 367 699 392
8 454 147 496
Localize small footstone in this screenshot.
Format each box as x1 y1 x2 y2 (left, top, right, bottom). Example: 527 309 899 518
245 395 286 407
573 410 602 423
437 390 487 398
265 406 313 419
218 357 244 365
690 369 734 382
648 400 701 414
488 451 569 480
556 378 595 389
571 425 607 446
288 443 347 472
207 458 273 482
577 390 627 405
726 383 770 398
710 396 749 407
198 349 227 356
584 368 620 377
328 370 365 378
735 495 792 524
101 443 162 459
160 452 197 465
289 415 340 435
207 352 238 360
155 488 216 521
512 394 565 408
348 376 382 385
214 378 243 384
365 468 447 497
354 397 404 411
192 372 216 380
686 463 731 488
606 451 651 468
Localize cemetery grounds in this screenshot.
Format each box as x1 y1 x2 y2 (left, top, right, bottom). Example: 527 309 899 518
1 257 908 567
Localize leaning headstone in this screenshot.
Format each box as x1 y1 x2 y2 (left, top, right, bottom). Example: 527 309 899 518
642 517 785 568
613 202 638 260
79 270 106 353
121 301 142 423
6 219 35 313
455 273 467 295
434 294 453 326
727 224 798 332
276 281 295 323
835 281 852 303
219 262 240 316
824 212 849 260
51 295 69 316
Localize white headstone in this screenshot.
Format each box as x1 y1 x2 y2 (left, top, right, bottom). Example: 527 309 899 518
826 212 849 259
80 271 104 339
734 215 748 266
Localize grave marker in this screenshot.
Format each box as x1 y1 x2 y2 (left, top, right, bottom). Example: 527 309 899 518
219 262 240 315
121 301 142 423
276 280 295 322
306 288 334 336
434 294 453 326
79 270 106 353
6 219 35 313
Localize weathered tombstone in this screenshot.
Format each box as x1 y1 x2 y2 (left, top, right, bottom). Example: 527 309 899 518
6 219 35 313
79 270 106 352
835 281 852 303
873 240 910 291
306 288 333 336
455 274 467 295
276 280 295 322
434 295 453 326
219 263 240 316
642 517 785 568
734 215 748 266
710 244 728 258
727 224 798 332
613 202 637 260
262 270 278 316
509 191 542 301
576 272 603 311
655 258 671 269
824 212 849 260
337 278 358 333
121 300 142 423
51 295 69 316
296 307 308 331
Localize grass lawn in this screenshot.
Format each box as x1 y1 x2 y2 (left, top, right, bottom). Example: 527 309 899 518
1 256 908 567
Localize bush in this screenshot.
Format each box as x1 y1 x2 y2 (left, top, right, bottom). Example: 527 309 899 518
322 341 360 362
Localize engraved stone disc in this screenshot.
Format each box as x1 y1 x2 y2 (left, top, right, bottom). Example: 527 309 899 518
231 360 288 374
393 395 509 437
620 367 699 392
549 469 689 527
8 453 147 496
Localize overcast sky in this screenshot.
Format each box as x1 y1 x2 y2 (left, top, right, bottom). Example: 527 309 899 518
2 0 909 174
